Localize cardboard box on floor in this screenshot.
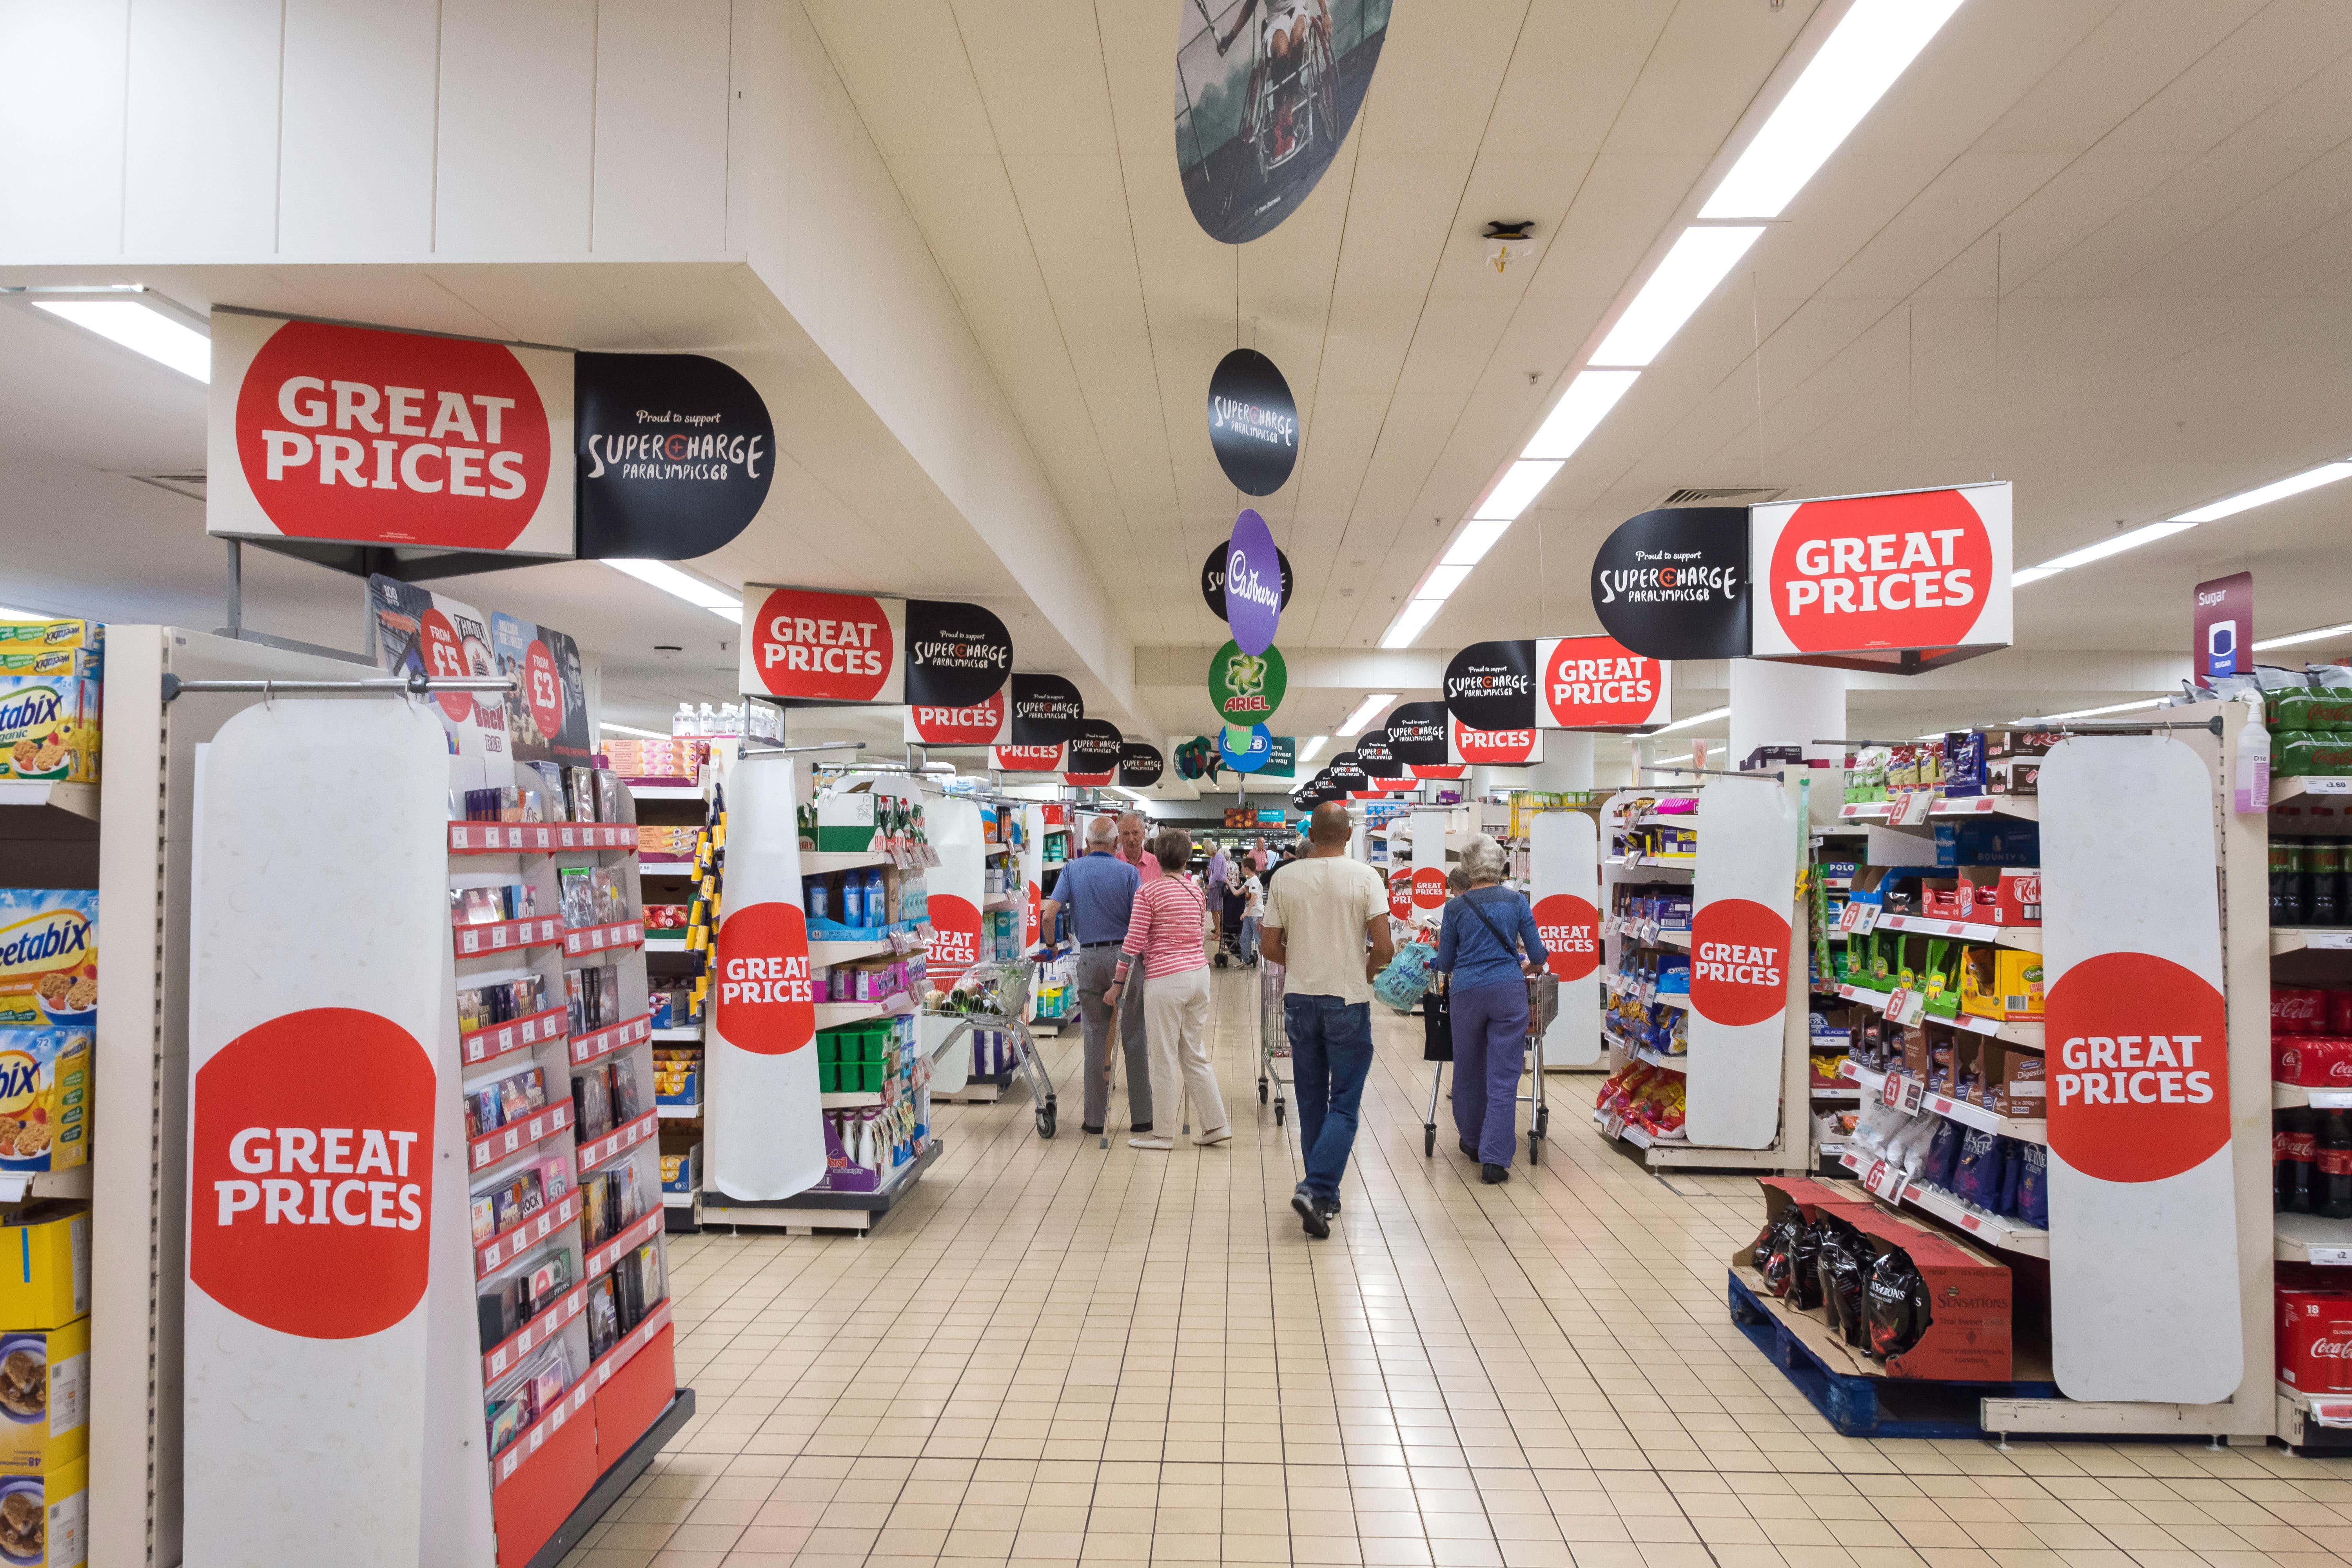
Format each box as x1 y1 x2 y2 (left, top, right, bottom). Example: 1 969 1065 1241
1737 1176 2015 1382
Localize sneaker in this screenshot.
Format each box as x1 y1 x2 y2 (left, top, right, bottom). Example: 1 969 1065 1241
1481 1163 1510 1185
1194 1127 1232 1147
1129 1136 1175 1151
1316 1196 1342 1221
1292 1185 1330 1240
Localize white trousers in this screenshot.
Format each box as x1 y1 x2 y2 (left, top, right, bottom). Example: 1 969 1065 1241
1143 965 1226 1136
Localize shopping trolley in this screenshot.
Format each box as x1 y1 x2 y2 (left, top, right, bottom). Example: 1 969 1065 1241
929 953 1061 1140
1257 958 1291 1127
1420 970 1558 1167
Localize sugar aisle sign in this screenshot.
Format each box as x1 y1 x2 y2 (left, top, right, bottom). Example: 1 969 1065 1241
1685 780 1797 1148
185 698 451 1568
1530 811 1602 1069
706 755 828 1203
2041 735 2240 1402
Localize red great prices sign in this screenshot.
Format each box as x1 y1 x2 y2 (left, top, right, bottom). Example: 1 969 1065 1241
2046 952 2229 1183
1533 894 1600 982
207 312 575 556
714 902 816 1056
1749 482 2011 662
1689 900 1789 1027
744 588 906 703
1537 635 1669 730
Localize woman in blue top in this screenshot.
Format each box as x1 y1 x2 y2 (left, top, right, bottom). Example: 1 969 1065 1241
1435 835 1548 1184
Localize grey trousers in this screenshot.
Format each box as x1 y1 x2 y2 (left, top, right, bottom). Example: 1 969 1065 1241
1076 945 1151 1130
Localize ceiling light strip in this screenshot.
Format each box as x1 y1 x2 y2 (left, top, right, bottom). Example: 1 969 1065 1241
1338 695 1398 738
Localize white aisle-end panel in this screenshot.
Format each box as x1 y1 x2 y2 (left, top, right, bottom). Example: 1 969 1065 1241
706 754 828 1202
1685 780 1798 1149
1530 810 1602 1069
185 698 469 1568
1410 808 1447 922
2041 735 2241 1405
924 795 984 1087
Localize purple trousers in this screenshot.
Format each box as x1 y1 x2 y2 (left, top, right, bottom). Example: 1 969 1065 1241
1450 978 1529 1166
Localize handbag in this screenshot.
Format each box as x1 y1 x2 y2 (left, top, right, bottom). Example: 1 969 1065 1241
1372 939 1436 1012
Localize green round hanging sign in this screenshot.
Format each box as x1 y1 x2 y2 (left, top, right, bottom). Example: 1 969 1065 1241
1207 640 1286 725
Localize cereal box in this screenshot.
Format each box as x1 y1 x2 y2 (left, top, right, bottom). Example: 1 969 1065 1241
0 1454 86 1565
0 625 98 657
0 1032 87 1175
0 893 95 1033
0 681 98 785
0 1317 89 1475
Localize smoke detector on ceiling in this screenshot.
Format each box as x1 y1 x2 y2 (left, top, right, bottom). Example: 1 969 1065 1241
1655 485 1786 508
1483 221 1536 275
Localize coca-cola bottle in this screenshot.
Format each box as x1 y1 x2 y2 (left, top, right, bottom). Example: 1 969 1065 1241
2320 1111 2352 1220
2280 1109 2316 1213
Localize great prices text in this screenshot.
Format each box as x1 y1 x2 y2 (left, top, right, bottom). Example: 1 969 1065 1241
762 612 888 676
722 953 812 1006
1780 528 1975 618
260 377 530 497
2054 1033 2215 1107
1695 940 1780 988
214 1124 423 1229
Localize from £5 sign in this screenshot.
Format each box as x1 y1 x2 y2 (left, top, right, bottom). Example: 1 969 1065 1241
1530 809 1602 1069
185 697 450 1568
742 586 905 703
2040 734 2241 1403
1748 481 2012 666
1684 780 1798 1150
208 309 575 556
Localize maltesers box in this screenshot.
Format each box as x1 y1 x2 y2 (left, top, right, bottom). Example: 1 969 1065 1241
0 1316 87 1475
2281 1289 2352 1392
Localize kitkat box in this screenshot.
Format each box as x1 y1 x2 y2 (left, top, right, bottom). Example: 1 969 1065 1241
2281 1290 2352 1393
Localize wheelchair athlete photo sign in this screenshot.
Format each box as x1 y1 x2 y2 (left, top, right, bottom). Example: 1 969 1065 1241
1174 0 1390 245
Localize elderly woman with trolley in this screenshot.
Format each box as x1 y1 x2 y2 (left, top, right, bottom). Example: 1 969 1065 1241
1435 834 1548 1184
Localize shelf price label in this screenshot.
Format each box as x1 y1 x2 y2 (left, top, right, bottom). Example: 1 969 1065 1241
2308 1247 2352 1267
1862 1158 1909 1203
1882 986 1925 1026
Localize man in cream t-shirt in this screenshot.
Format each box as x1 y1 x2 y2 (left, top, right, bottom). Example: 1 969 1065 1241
1261 801 1394 1240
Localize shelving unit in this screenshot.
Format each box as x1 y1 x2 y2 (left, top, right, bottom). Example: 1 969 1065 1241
1834 1148 2051 1256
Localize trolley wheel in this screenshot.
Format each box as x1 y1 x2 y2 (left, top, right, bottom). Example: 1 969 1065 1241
1274 1100 1286 1127
1424 1126 1435 1158
1535 1105 1550 1139
1528 1128 1542 1167
1036 1100 1056 1140
1258 1077 1269 1104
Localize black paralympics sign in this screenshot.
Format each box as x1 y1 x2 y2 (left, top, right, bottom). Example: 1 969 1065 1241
575 352 774 559
1590 506 1751 660
1201 541 1294 622
1326 753 1369 793
1354 731 1403 780
903 599 1013 710
1007 673 1082 747
1118 742 1165 789
1443 640 1537 732
1205 348 1298 495
1384 702 1449 769
1065 719 1124 776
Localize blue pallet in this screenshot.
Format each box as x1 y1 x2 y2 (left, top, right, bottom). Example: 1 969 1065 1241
1727 1269 2061 1439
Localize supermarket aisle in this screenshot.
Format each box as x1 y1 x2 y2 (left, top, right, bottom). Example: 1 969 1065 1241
569 968 2352 1568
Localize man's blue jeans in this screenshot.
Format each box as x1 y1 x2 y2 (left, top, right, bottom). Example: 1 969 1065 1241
1286 993 1374 1204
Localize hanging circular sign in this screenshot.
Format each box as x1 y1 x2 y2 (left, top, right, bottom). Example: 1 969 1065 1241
1118 742 1165 789
1590 507 1752 661
1763 487 1995 655
903 599 1014 710
1444 640 1537 732
1066 719 1125 777
1219 724 1274 774
1205 349 1298 495
1201 541 1294 621
1223 510 1283 656
575 351 775 560
1208 640 1287 724
1008 673 1083 747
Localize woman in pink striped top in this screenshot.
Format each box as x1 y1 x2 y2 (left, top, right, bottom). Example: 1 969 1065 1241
1104 828 1229 1151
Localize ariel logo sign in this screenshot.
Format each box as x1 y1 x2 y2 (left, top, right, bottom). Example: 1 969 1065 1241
1209 640 1286 724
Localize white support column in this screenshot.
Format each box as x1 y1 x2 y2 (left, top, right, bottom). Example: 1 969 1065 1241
1522 735 1594 792
1729 659 1846 768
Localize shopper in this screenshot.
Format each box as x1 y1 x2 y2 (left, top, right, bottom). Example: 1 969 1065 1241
1232 860 1264 964
1436 834 1547 1185
1260 801 1392 1237
1105 829 1228 1151
1203 838 1230 956
1115 809 1159 880
1038 815 1151 1137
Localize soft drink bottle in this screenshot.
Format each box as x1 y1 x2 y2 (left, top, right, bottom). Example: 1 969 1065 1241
2321 1111 2352 1220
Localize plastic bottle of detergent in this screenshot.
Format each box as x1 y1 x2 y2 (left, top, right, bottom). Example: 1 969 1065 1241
864 867 887 928
837 871 863 929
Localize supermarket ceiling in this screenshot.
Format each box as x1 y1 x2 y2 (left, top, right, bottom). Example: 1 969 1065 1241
4 0 2352 748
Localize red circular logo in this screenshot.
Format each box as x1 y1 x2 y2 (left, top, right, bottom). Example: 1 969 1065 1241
1389 871 1412 922
1541 638 1662 729
911 689 1005 745
927 893 981 985
995 745 1063 773
1769 488 1993 653
233 319 551 548
523 640 564 743
189 1009 436 1339
1689 899 1791 1026
1534 894 1600 981
715 902 815 1056
417 610 473 722
750 588 896 701
1449 718 1537 766
1412 867 1448 911
2045 952 2230 1183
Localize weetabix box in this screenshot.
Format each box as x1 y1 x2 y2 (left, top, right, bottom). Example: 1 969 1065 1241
0 679 98 786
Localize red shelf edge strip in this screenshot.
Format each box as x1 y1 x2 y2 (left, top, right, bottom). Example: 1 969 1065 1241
461 1004 575 1067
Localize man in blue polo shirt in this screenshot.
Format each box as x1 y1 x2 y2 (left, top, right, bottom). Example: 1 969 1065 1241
1040 814 1151 1136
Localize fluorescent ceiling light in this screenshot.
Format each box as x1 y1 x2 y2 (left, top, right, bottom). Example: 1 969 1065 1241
1645 705 1731 737
2170 461 2352 523
1645 753 1695 768
0 607 51 621
1338 694 1398 737
2033 521 2192 573
600 721 666 738
1380 599 1443 649
2012 697 2165 724
2010 566 2062 588
1590 226 1765 367
1700 0 1966 220
1521 370 1640 462
1418 564 1472 599
1470 459 1564 522
1440 519 1512 568
2253 621 2352 653
32 298 211 381
605 559 742 622
1298 736 1328 764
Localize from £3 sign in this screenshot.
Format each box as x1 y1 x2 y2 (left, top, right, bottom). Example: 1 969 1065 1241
1749 482 2012 664
2041 734 2241 1403
1684 781 1798 1149
208 310 575 555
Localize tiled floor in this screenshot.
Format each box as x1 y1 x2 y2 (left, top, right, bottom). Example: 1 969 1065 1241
570 967 2352 1568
